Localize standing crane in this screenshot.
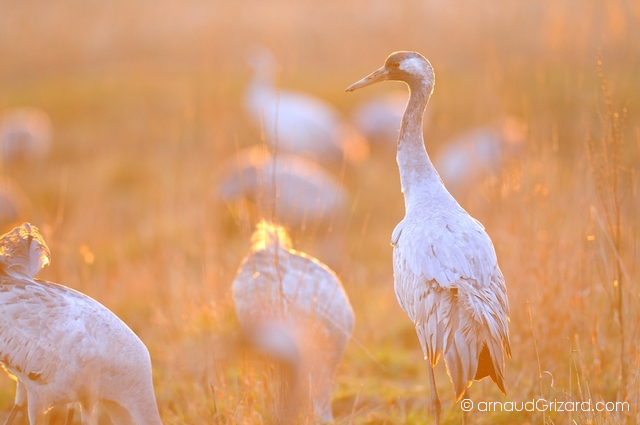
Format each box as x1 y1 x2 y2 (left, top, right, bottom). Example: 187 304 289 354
232 220 354 423
347 52 511 425
0 223 163 425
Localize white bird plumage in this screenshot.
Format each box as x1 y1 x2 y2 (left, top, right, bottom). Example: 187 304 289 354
245 46 368 164
0 223 162 425
232 220 354 423
347 51 511 425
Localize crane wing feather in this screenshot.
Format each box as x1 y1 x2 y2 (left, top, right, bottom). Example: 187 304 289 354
392 214 511 394
0 281 74 383
0 274 113 386
393 215 500 290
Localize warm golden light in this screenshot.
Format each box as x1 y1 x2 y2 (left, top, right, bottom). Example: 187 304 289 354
0 0 637 423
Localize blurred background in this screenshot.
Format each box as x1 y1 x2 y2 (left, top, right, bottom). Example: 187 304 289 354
0 0 639 423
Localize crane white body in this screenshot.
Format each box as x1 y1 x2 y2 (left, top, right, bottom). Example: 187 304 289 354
0 224 162 425
347 52 510 425
232 221 354 423
245 46 368 164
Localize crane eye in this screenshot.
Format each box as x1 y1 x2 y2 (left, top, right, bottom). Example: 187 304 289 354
390 61 400 69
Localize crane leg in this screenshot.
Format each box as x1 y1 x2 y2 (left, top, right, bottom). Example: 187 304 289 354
64 407 75 425
3 404 21 425
5 381 27 425
461 389 468 425
427 364 441 425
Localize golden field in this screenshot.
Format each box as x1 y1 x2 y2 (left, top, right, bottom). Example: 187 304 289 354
0 0 639 423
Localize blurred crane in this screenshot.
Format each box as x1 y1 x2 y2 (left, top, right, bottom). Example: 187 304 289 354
351 90 423 147
433 116 526 199
0 224 163 425
347 51 511 425
216 146 348 230
0 108 52 163
0 178 31 232
245 46 368 165
232 220 354 423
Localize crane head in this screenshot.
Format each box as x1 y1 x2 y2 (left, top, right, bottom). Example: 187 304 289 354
346 51 435 93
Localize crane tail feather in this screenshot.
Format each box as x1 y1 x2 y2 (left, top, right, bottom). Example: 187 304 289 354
474 343 506 395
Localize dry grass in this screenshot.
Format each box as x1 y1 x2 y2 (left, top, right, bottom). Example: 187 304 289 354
0 0 639 423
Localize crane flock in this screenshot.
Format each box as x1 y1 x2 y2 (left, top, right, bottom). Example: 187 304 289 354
0 50 511 425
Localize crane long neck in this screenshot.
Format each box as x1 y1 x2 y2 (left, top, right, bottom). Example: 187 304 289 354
397 81 440 212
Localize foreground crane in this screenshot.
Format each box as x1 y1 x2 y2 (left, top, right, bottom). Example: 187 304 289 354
0 223 162 425
347 51 511 425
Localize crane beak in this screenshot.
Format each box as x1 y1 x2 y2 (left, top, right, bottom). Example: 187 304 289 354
345 66 387 92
